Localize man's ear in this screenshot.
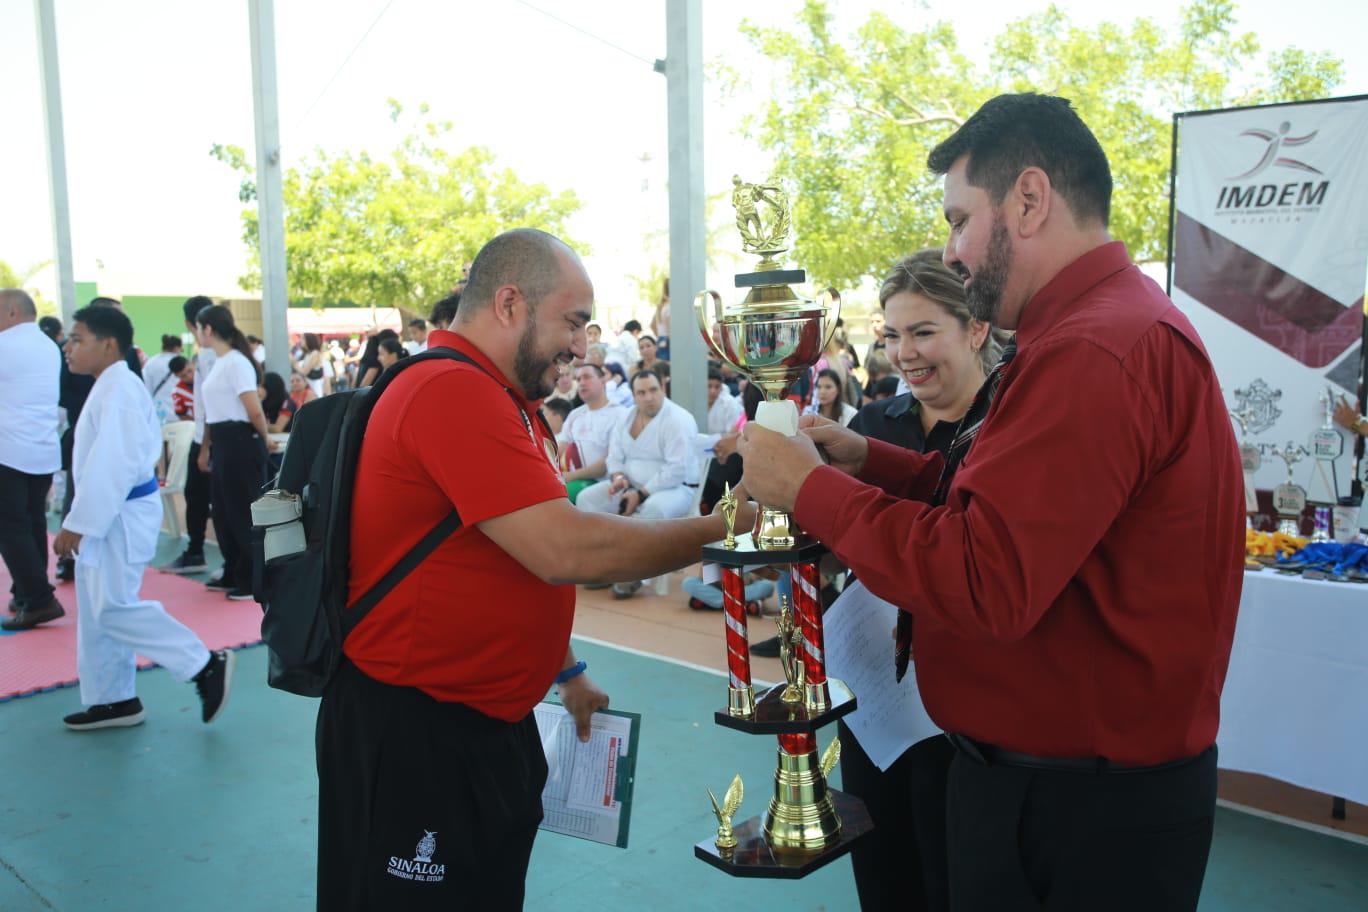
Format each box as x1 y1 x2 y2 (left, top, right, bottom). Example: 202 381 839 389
490 285 522 328
1013 167 1052 239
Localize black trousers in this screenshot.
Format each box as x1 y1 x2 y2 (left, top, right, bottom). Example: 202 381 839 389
207 422 266 586
839 726 953 911
945 744 1218 911
185 440 212 554
0 464 53 604
701 453 743 513
316 660 547 911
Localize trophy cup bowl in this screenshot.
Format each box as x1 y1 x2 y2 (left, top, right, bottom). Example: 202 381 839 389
694 286 840 549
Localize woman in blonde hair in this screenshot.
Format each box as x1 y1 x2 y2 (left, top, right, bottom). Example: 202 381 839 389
839 248 1006 912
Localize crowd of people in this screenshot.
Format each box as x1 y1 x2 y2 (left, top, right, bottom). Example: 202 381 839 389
0 90 1303 912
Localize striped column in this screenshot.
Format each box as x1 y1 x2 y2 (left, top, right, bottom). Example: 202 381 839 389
721 567 755 717
792 562 830 711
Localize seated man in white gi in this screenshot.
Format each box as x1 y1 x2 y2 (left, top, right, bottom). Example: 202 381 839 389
560 363 625 504
577 367 698 597
53 305 234 731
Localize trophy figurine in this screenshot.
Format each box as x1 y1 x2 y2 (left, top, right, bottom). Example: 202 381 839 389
693 177 870 879
1271 442 1310 536
1227 403 1262 525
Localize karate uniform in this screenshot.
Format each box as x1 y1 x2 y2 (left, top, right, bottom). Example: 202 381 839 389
63 361 209 706
577 399 697 519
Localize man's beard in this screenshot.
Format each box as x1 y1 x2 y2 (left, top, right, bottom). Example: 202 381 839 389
513 321 561 400
966 216 1012 324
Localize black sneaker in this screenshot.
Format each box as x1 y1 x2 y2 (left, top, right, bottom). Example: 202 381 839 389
204 573 234 592
611 580 643 600
225 587 255 602
64 698 146 731
162 551 209 574
55 559 75 583
1 595 65 631
193 650 235 723
750 635 782 658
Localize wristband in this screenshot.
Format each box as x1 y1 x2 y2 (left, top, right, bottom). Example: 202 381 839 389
555 660 587 685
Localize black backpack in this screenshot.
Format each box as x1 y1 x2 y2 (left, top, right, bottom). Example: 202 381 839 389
251 347 529 697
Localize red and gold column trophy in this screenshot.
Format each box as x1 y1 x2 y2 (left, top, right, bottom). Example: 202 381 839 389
692 178 872 878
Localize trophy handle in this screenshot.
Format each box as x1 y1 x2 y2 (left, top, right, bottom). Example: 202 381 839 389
694 290 735 366
817 288 841 353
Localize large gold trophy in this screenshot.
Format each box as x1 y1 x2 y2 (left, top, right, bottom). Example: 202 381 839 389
692 179 871 879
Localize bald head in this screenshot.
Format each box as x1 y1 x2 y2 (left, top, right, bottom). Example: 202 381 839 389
0 288 37 332
456 228 582 322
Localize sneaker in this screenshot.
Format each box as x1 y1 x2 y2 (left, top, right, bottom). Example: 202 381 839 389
162 551 209 574
204 573 235 592
611 580 643 600
225 587 255 602
193 650 236 724
55 559 75 583
64 698 145 731
583 582 614 591
750 635 782 658
7 596 19 614
1 595 65 631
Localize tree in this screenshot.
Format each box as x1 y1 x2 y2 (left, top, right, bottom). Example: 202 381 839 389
213 101 584 313
0 259 54 315
735 0 1344 286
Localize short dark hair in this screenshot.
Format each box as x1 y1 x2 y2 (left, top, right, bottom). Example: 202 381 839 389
874 375 901 397
458 229 571 319
927 93 1112 226
168 355 189 374
161 333 183 351
38 315 62 338
630 367 662 391
88 296 122 309
707 366 724 383
638 334 656 347
429 294 459 327
408 318 427 329
73 304 134 353
577 362 604 378
623 319 642 333
543 398 572 420
183 295 214 324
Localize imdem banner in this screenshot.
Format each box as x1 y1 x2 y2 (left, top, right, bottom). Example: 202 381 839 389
1169 96 1368 502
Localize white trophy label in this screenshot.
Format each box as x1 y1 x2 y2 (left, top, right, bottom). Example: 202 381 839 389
1309 428 1343 461
1273 483 1307 516
1238 443 1261 473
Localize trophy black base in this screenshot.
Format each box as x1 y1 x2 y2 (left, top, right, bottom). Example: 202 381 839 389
694 789 873 879
715 679 856 735
736 268 806 288
701 533 826 568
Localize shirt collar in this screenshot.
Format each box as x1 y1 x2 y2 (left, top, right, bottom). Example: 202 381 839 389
1014 241 1133 348
428 329 539 410
885 392 918 420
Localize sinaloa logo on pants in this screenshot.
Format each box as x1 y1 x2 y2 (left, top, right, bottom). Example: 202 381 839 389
386 829 445 883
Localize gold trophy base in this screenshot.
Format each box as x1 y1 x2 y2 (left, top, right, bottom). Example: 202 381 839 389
694 789 872 879
756 507 797 550
762 746 842 852
727 685 756 718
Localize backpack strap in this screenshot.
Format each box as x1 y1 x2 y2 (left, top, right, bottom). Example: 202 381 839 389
340 345 546 637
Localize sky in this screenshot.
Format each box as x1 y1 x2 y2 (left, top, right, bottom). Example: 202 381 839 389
2 0 1365 329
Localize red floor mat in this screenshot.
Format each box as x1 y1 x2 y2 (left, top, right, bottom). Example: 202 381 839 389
0 550 263 701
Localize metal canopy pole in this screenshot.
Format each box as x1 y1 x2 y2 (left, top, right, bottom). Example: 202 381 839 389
663 0 708 426
34 0 76 323
249 0 291 380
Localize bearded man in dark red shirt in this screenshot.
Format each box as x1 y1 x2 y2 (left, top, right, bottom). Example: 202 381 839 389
739 93 1244 912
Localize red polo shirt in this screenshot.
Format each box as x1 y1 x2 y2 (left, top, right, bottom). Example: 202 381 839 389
796 242 1245 765
345 330 572 721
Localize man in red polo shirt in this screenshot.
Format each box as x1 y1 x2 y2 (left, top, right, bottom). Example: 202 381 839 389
738 94 1244 911
317 228 752 912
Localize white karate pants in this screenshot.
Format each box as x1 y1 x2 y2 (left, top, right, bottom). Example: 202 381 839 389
574 481 694 520
76 513 210 706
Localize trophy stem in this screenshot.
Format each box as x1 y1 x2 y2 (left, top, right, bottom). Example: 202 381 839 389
721 568 755 717
790 563 830 713
763 734 842 852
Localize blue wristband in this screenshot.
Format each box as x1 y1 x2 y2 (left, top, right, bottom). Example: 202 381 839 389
555 660 587 685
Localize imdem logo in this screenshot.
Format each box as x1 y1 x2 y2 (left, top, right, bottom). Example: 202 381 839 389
1216 121 1330 218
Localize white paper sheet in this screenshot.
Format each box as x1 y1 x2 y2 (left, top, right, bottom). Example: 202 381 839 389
534 703 634 846
824 581 942 771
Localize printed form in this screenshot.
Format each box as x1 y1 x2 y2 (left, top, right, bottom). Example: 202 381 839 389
534 703 640 848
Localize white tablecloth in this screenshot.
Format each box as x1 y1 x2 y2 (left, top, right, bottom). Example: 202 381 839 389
1218 570 1368 805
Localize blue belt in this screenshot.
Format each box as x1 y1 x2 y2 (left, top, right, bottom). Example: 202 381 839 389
127 478 159 500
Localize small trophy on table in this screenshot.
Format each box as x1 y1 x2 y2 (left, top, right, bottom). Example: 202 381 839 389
691 176 871 878
1271 442 1310 536
1227 403 1262 526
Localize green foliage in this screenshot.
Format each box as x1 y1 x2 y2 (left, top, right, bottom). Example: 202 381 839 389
0 259 54 315
737 0 1343 281
212 103 583 313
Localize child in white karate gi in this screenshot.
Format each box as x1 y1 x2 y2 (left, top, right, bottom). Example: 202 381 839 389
54 306 234 730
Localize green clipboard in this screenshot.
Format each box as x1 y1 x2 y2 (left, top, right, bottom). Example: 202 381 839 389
536 701 641 849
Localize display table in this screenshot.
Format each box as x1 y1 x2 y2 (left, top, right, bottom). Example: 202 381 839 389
1218 570 1368 805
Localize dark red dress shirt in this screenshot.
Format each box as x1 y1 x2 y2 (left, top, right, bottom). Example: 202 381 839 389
795 242 1245 765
